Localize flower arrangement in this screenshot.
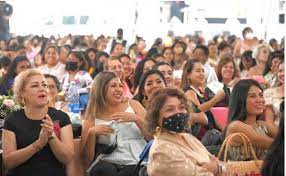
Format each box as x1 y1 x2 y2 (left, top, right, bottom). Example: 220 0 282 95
0 95 21 120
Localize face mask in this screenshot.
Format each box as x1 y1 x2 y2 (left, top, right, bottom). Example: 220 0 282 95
162 113 189 133
245 32 253 40
65 61 78 71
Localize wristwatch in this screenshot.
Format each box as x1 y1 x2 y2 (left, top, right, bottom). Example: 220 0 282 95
218 162 226 174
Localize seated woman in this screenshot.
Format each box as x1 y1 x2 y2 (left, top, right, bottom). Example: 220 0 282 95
37 44 66 81
0 55 31 95
2 69 74 176
216 53 240 88
61 51 93 95
44 74 63 110
147 88 225 176
152 62 174 87
264 61 284 126
248 44 271 77
81 71 150 176
225 79 278 161
262 51 284 88
133 58 156 92
182 60 226 133
239 50 256 78
133 69 166 108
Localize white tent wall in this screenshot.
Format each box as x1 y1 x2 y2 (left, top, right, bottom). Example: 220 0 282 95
6 0 285 44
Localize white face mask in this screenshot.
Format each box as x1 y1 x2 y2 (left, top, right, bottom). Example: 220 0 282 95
245 32 254 40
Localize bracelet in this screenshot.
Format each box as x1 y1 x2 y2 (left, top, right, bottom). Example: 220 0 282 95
218 162 226 174
216 163 220 174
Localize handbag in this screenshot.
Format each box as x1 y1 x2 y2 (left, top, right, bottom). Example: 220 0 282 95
217 133 263 176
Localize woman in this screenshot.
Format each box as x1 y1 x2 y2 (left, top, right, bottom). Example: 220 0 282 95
61 51 92 95
172 41 188 70
0 55 31 95
133 58 156 91
152 62 174 87
248 44 271 76
133 69 166 108
81 71 150 176
239 50 256 78
233 27 258 58
59 45 72 65
208 42 219 67
119 54 135 92
225 79 278 161
162 47 175 68
264 61 284 126
216 53 240 87
2 69 74 176
147 88 225 176
37 44 66 81
44 74 64 110
182 60 226 132
263 51 284 88
90 51 109 78
86 47 97 65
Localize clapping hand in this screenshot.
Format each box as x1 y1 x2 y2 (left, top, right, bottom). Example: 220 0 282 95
41 114 54 137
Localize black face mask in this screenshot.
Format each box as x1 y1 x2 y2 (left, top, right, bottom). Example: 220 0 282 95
162 113 189 133
65 61 78 71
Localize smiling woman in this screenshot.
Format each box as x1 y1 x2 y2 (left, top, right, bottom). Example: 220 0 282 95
225 79 278 161
81 71 150 176
133 69 166 108
2 69 74 176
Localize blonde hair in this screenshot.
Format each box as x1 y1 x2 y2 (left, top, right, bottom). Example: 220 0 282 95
13 69 44 106
252 44 272 64
85 71 117 120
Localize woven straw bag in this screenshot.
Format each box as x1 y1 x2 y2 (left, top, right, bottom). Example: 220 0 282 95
218 133 263 176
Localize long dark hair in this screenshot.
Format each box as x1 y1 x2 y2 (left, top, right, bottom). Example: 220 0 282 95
133 69 166 106
239 50 256 71
92 51 110 78
228 79 263 123
262 51 284 76
261 101 284 176
133 58 156 90
181 59 201 91
67 51 90 71
0 56 30 95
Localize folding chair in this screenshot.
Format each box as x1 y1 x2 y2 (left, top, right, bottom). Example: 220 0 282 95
131 140 153 176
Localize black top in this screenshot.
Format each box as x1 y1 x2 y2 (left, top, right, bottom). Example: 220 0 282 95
3 107 71 176
184 86 216 130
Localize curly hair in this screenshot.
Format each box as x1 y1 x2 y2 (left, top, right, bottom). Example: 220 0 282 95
13 69 44 106
146 88 192 134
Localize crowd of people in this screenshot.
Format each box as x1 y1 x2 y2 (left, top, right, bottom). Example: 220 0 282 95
0 27 284 176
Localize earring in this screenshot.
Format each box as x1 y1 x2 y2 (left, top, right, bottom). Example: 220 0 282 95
142 95 148 107
155 126 162 134
21 98 26 106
